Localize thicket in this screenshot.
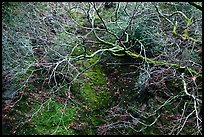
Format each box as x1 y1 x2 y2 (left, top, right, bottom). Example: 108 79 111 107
2 2 202 135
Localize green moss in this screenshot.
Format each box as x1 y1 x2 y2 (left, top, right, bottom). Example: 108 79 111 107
80 83 97 103
71 46 85 56
102 9 114 20
83 55 98 66
16 66 34 80
12 66 36 91
57 32 70 41
70 80 81 95
80 83 109 111
84 67 106 85
71 11 86 26
64 25 74 33
14 95 31 111
80 58 110 109
75 55 110 134
22 99 78 135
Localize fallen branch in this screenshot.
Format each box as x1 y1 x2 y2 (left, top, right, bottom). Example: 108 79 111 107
89 2 202 77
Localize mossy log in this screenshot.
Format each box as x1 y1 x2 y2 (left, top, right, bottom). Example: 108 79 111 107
112 49 201 77
86 43 201 78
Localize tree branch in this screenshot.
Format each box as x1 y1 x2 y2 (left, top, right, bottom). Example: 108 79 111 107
188 2 202 11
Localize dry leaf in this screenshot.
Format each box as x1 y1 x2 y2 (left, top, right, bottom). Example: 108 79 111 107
191 76 197 81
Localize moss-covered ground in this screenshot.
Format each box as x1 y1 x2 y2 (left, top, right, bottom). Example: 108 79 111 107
2 53 112 135
2 3 142 134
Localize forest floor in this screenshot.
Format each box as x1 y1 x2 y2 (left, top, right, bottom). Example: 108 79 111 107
2 2 202 135
2 3 140 135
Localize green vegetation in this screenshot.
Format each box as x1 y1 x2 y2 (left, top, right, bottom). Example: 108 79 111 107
2 2 202 135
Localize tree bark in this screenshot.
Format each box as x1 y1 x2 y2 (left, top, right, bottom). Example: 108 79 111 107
188 2 202 11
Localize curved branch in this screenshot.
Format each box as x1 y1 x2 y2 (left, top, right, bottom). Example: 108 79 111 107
86 40 202 78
